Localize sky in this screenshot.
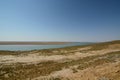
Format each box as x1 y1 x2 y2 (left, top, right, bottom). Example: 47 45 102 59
0 0 120 42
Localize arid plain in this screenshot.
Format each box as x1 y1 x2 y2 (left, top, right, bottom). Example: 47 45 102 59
0 40 120 80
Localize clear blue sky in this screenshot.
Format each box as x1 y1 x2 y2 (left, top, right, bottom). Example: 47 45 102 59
0 0 120 42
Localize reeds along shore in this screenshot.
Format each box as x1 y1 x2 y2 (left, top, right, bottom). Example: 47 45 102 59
0 40 120 80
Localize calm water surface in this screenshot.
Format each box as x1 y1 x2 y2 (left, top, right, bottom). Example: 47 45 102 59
0 42 93 51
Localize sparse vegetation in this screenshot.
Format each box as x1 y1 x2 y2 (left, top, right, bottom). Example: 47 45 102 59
0 40 120 80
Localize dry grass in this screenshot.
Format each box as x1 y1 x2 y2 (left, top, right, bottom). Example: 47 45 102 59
0 40 120 80
0 51 120 80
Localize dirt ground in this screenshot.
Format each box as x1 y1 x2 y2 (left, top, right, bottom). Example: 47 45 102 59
0 40 120 80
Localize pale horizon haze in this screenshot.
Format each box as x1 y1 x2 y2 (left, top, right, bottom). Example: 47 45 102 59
0 0 120 42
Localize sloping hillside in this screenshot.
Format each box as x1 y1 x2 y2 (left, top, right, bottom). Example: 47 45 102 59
0 40 120 80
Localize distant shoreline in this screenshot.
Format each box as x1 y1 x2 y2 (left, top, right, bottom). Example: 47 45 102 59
0 41 71 45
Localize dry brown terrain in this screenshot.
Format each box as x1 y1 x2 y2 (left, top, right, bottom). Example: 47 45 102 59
0 41 70 45
0 40 120 80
